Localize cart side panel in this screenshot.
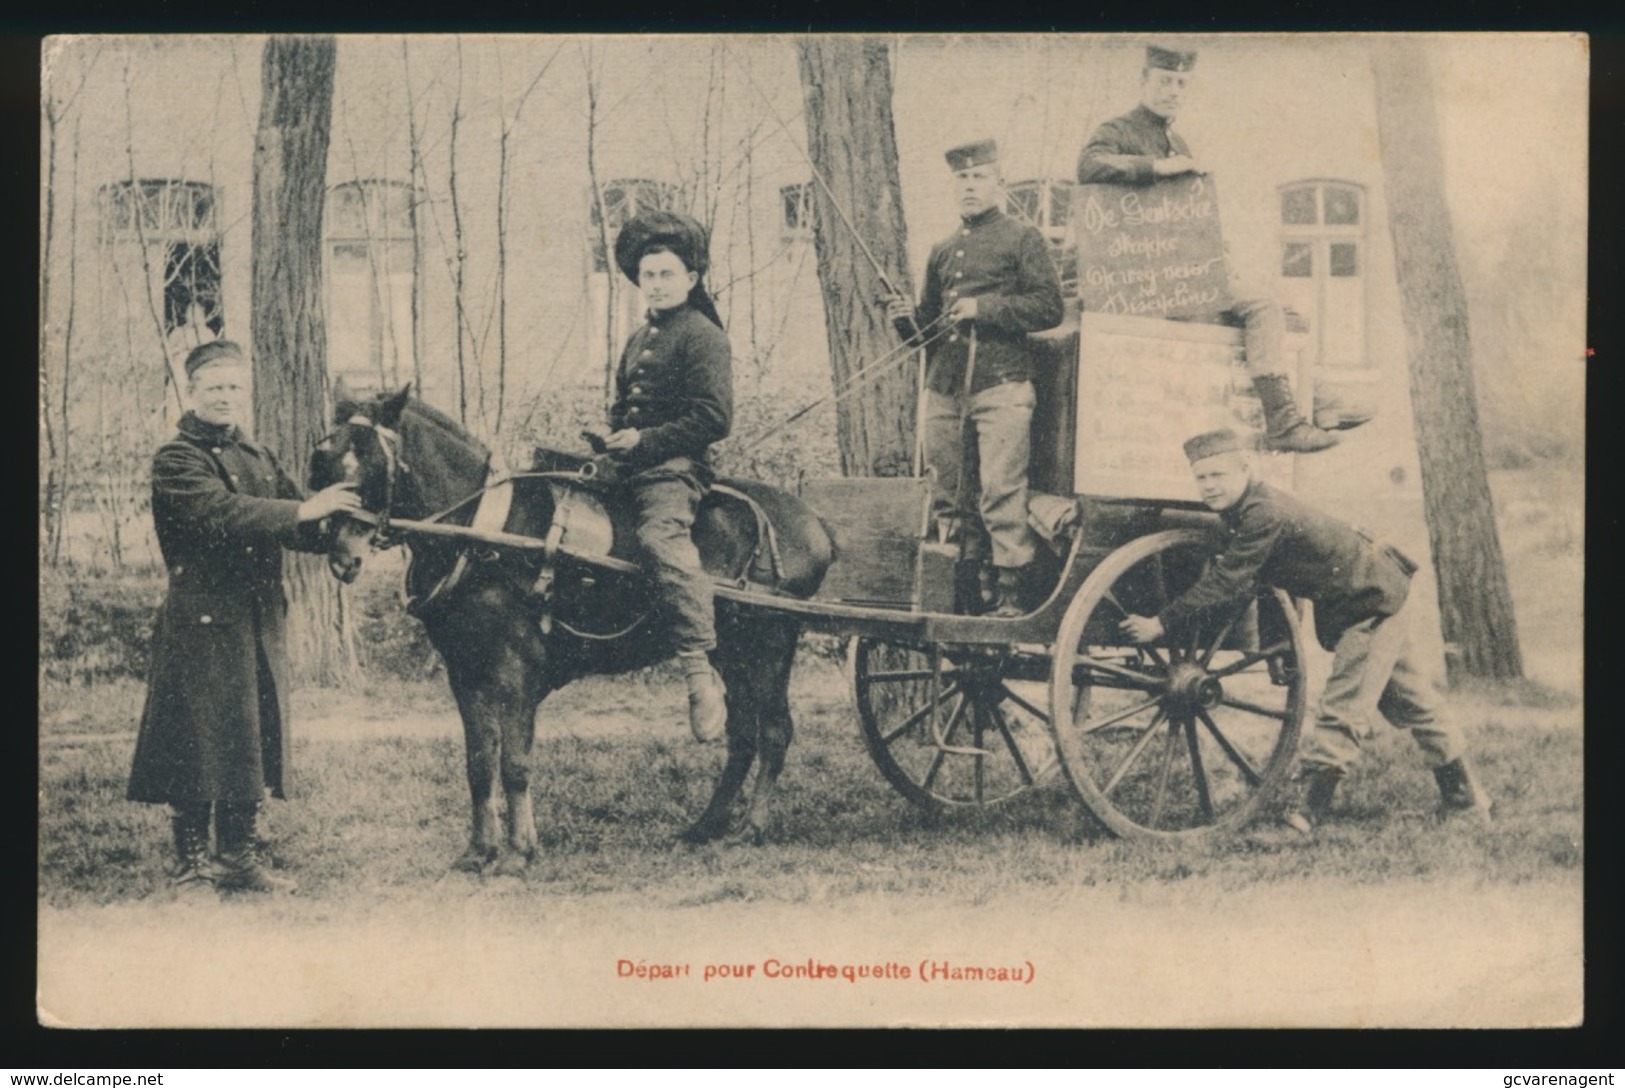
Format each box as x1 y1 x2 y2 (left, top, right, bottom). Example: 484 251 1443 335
1073 312 1296 500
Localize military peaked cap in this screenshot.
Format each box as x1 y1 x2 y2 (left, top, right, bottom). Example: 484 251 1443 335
944 138 999 171
184 339 245 377
1183 427 1257 463
1146 45 1198 72
614 209 712 285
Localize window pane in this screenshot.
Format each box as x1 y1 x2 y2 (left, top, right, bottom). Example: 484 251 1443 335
1048 183 1074 229
1282 242 1313 278
1281 187 1317 225
1006 184 1040 224
1324 187 1360 226
1330 242 1358 277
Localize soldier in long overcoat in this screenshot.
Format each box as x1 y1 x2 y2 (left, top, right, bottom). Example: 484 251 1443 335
1118 428 1493 833
127 340 361 892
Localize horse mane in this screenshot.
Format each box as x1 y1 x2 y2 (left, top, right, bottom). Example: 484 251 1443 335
387 392 493 512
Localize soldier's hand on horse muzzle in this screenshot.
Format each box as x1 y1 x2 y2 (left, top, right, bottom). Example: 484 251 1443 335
299 481 363 523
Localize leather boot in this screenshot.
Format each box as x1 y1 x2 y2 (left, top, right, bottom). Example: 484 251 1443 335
1433 758 1494 824
679 651 728 744
1282 765 1342 835
990 566 1026 619
169 803 217 891
215 802 296 894
1253 374 1338 453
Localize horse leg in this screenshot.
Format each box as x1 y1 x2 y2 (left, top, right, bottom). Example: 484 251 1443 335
448 667 503 872
467 646 545 878
682 718 756 844
738 624 798 846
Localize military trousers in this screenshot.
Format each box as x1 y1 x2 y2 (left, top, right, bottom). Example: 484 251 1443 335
1301 605 1464 774
924 379 1038 569
1229 297 1286 379
629 460 717 655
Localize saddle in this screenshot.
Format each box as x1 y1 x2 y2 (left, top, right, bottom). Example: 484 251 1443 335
528 446 783 587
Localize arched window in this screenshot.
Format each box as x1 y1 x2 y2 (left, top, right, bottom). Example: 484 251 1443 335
780 182 815 242
97 179 224 340
586 178 679 272
1005 178 1078 294
1276 180 1367 368
586 179 680 370
325 179 416 391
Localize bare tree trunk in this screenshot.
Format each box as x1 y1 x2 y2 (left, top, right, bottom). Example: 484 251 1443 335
581 44 618 414
795 37 916 477
1371 40 1524 683
40 90 62 563
251 35 354 685
401 38 426 395
448 36 470 426
119 56 187 416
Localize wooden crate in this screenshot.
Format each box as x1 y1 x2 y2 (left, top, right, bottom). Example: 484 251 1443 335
800 476 934 607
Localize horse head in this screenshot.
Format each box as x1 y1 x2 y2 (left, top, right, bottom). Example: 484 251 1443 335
309 382 416 584
309 382 497 584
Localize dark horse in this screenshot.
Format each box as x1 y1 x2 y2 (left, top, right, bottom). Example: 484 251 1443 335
310 387 835 871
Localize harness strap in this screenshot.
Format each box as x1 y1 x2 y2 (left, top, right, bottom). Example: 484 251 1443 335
711 483 784 587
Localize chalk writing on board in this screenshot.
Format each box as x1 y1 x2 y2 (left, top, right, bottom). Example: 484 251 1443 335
1075 175 1233 321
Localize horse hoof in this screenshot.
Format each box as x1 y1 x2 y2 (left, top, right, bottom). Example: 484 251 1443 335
490 851 532 879
725 825 768 848
679 821 726 846
451 847 495 873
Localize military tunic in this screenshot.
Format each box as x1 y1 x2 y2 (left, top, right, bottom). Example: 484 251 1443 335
916 205 1065 397
608 301 734 654
1156 479 1462 773
1075 104 1192 186
127 412 323 804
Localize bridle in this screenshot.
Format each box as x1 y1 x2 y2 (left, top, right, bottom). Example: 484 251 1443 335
316 414 411 548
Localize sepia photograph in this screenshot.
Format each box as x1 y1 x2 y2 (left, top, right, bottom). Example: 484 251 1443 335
36 31 1586 1029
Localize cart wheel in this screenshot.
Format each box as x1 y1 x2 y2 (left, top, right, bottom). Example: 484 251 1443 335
1049 529 1307 841
851 636 1059 810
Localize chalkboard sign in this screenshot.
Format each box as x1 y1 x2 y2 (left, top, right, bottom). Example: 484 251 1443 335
1074 175 1233 321
1073 312 1294 502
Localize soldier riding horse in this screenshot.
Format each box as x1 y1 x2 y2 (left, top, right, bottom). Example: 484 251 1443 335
310 388 835 871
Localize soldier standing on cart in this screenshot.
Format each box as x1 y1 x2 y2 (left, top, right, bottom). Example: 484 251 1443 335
1118 428 1493 832
1077 44 1362 454
887 138 1065 617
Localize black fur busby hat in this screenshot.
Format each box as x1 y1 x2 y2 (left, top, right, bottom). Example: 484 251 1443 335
612 209 723 328
614 209 712 284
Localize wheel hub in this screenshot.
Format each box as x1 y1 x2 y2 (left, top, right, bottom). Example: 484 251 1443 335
1164 661 1222 714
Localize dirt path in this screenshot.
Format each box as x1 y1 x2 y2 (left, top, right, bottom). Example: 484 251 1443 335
37 875 1579 1029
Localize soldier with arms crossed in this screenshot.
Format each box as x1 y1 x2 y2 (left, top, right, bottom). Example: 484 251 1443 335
1078 44 1364 453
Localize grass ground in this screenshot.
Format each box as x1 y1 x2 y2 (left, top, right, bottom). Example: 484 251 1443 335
35 460 1584 1027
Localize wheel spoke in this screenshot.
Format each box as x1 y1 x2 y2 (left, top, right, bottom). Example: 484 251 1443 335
998 682 1051 725
988 702 1037 786
865 666 967 685
878 681 962 745
1196 708 1262 787
1184 717 1214 823
1101 708 1167 797
1140 644 1169 670
921 692 971 790
1147 719 1180 829
1219 694 1289 721
1209 642 1292 679
972 705 986 804
1081 694 1164 734
1198 604 1248 668
1072 657 1164 690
